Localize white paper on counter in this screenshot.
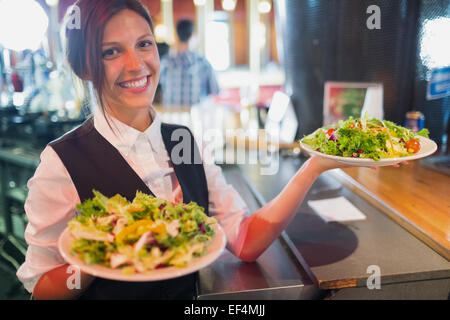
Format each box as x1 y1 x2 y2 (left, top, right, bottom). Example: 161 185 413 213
307 196 367 223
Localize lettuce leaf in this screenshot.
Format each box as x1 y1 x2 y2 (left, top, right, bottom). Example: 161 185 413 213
416 128 429 138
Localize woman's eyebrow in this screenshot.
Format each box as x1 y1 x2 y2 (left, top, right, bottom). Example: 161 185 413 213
137 33 153 40
102 33 154 46
102 41 120 47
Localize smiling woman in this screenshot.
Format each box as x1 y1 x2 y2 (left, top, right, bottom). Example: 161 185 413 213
100 10 160 130
65 0 159 132
16 0 406 302
17 0 226 300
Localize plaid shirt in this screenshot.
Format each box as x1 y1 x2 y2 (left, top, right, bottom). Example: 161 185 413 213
159 51 219 107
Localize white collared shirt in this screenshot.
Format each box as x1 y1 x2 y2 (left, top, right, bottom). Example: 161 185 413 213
16 107 249 293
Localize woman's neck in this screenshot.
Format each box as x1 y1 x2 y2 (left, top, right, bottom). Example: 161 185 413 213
106 107 152 132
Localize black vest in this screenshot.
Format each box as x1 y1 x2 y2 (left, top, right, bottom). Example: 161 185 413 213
49 116 209 300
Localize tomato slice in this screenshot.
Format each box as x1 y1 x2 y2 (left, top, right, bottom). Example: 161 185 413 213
405 139 420 153
327 128 336 136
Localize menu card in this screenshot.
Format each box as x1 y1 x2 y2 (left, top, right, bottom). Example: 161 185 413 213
307 196 367 223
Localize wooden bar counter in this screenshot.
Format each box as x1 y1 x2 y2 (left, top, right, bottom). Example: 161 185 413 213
237 155 449 298
334 160 450 260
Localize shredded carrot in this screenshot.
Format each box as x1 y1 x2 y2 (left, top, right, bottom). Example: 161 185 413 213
380 120 394 153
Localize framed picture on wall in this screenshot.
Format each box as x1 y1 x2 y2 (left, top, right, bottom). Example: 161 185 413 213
323 82 384 126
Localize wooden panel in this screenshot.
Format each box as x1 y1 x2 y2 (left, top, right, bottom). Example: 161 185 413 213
269 8 278 63
173 0 196 22
139 0 161 17
234 19 249 65
233 0 249 66
318 278 357 290
340 161 450 258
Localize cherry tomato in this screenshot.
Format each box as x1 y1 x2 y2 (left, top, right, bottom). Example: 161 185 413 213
349 121 360 129
357 120 362 129
327 128 336 136
405 139 420 153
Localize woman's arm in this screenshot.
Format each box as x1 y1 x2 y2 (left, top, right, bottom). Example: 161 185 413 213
235 156 348 262
17 146 89 298
33 264 95 300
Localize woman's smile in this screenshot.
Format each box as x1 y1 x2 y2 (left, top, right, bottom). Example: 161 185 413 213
118 75 151 93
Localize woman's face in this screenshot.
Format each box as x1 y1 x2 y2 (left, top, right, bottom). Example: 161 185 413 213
101 9 160 116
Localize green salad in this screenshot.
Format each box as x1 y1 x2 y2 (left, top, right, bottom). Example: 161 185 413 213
301 113 430 161
68 190 217 274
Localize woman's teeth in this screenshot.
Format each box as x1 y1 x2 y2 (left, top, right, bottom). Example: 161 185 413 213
119 77 148 88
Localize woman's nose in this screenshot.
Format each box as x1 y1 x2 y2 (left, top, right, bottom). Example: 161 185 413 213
124 50 144 72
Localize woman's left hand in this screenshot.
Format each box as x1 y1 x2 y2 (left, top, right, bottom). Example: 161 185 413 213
392 161 409 168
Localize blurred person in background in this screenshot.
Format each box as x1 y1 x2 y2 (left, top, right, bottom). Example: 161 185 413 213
159 19 219 107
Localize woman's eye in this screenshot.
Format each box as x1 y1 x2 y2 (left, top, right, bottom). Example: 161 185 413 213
139 40 152 48
102 48 118 58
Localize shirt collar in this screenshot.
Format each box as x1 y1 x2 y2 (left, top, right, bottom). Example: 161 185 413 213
93 107 163 157
146 107 163 152
173 51 195 66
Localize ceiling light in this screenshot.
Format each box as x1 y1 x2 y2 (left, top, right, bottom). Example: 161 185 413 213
258 0 271 14
193 0 206 6
222 0 237 12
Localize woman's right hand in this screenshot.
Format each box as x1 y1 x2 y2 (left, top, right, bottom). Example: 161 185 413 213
33 264 95 300
308 155 352 175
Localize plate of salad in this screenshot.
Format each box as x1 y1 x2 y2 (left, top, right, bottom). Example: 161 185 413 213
299 114 437 166
58 190 226 282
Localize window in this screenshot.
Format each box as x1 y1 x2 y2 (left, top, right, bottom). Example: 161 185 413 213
205 13 231 71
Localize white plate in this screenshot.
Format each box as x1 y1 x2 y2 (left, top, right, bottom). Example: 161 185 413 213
58 223 226 282
300 136 438 167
